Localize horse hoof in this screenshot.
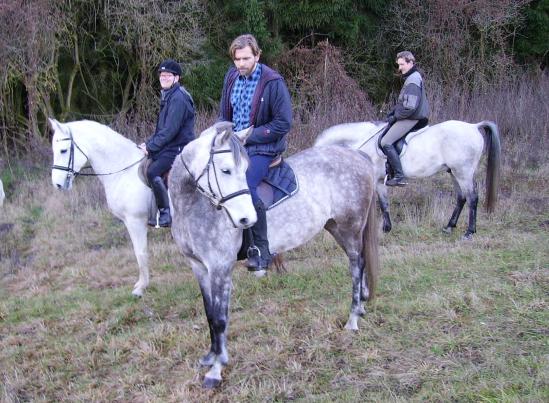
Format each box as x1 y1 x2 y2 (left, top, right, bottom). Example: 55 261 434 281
442 226 453 234
461 233 474 241
252 269 267 278
344 322 359 331
202 376 221 389
382 224 392 233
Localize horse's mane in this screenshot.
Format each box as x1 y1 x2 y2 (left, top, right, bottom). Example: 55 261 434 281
68 120 137 147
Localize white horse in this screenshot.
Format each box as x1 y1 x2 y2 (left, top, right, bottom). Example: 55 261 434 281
315 120 501 239
49 118 153 296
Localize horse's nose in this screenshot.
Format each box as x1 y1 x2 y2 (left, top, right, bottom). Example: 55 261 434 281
240 217 251 227
56 183 63 189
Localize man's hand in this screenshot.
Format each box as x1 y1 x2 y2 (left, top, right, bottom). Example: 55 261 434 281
387 115 397 125
138 143 148 155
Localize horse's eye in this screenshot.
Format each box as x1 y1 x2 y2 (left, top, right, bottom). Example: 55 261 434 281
221 168 231 175
60 149 68 154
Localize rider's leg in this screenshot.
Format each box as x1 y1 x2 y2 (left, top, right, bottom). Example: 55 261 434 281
380 120 417 186
245 154 274 271
146 156 174 227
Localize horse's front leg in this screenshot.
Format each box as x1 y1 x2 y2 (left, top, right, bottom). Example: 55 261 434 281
377 182 392 233
193 263 233 389
124 217 149 297
345 251 366 331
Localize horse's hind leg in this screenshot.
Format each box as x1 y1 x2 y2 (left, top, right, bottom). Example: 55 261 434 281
463 181 478 240
125 218 149 297
443 173 466 234
377 183 392 233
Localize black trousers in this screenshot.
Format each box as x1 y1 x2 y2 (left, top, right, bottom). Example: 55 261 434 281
146 155 175 185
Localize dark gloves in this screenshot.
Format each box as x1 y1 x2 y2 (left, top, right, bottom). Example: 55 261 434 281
387 114 397 125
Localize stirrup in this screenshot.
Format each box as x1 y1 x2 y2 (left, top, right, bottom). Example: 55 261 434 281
247 245 261 260
147 211 161 228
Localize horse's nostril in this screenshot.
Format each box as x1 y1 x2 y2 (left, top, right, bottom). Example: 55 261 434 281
239 217 249 226
56 184 62 189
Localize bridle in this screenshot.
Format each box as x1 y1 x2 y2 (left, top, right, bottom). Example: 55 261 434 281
51 127 145 188
180 133 251 226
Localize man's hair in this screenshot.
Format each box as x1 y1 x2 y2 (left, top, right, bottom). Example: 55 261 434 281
396 51 415 64
229 34 261 59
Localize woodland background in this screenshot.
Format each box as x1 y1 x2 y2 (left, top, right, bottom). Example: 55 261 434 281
0 0 547 161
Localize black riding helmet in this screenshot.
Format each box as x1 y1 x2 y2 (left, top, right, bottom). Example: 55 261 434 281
158 59 182 76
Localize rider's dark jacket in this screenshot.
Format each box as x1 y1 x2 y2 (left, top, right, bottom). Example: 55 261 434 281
219 64 292 157
392 66 429 121
146 83 195 160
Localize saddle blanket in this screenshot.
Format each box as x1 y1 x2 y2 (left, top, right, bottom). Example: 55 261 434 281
257 159 299 210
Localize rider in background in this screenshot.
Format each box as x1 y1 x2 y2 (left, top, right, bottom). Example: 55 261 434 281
139 59 195 227
219 34 292 271
382 51 429 186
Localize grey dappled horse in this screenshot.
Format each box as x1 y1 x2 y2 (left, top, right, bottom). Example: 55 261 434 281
50 118 152 296
315 120 501 240
169 122 379 388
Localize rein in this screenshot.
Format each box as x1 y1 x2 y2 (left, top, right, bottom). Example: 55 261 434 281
52 128 145 185
180 133 250 226
357 124 388 150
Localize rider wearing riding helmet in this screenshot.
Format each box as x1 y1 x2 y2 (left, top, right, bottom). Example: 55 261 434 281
383 50 429 186
139 59 195 227
219 34 292 271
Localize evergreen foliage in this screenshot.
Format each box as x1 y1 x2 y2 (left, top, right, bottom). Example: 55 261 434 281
0 0 544 158
514 0 549 67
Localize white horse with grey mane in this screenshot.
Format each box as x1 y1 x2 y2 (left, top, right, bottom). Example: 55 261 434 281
49 118 152 296
315 120 501 240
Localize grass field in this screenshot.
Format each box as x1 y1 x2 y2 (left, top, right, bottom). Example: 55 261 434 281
1 140 548 402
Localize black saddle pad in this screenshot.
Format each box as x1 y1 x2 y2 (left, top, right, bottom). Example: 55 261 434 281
256 159 299 210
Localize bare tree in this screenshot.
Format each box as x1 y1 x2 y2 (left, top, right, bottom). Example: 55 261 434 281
381 0 529 92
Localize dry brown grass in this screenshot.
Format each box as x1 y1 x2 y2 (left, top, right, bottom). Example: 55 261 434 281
1 73 548 402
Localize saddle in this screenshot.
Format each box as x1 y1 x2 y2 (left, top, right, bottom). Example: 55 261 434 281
380 118 429 181
138 158 171 224
379 117 430 156
256 156 299 210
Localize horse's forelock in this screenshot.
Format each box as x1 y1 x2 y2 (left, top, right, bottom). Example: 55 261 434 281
214 121 234 135
228 135 248 167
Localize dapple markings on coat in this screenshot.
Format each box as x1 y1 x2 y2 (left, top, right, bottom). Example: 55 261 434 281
315 120 501 240
50 118 152 297
169 121 379 388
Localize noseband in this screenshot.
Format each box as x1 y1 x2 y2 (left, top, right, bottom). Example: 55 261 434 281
51 128 88 189
181 134 251 224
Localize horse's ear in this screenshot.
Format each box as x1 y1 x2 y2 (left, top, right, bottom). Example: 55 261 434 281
214 128 233 147
48 117 62 133
234 126 253 144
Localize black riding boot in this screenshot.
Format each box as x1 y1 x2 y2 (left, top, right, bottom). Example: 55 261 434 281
149 176 172 227
382 144 408 187
246 200 272 271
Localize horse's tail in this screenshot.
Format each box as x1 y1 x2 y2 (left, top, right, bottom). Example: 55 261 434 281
363 187 380 301
477 121 501 213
